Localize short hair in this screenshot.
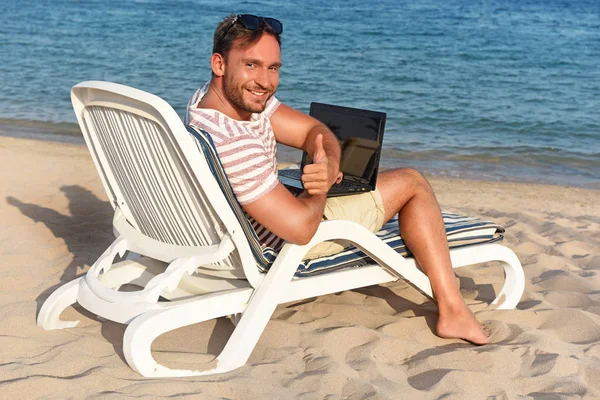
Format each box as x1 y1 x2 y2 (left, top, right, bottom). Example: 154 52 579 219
212 14 282 59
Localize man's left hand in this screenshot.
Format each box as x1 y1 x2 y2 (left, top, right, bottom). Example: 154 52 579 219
302 134 338 196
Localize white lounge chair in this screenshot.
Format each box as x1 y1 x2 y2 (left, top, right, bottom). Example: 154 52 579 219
37 81 524 378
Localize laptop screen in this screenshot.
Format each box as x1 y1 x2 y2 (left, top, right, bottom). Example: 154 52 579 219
307 102 387 185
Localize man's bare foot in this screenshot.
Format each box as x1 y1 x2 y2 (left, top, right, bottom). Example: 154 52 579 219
436 304 490 345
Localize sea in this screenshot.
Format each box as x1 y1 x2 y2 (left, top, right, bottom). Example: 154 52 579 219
1 0 599 189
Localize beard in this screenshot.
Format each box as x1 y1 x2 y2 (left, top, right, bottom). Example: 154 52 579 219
223 77 274 114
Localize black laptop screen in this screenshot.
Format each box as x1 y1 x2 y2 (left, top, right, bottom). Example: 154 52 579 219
307 102 387 184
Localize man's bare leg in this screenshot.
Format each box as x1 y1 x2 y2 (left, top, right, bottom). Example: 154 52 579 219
376 168 489 344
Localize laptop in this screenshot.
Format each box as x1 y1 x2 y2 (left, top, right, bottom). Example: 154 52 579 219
279 102 386 197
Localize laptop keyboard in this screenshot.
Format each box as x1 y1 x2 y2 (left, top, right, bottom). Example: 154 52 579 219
278 169 303 179
332 180 356 189
279 168 370 197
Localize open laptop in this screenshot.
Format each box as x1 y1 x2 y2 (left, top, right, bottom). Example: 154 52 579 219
279 102 386 197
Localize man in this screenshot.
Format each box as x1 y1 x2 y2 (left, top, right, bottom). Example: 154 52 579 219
186 14 489 344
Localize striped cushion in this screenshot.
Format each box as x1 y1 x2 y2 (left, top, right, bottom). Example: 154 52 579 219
298 213 503 277
187 126 504 277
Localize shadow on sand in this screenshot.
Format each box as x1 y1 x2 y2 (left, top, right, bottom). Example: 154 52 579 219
7 184 114 313
7 186 236 368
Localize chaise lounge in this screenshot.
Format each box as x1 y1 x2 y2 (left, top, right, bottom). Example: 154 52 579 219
37 81 524 378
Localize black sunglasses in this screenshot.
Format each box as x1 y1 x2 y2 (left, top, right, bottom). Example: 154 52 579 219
224 14 283 36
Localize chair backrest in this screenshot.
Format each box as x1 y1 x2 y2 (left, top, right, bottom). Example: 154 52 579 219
71 81 260 283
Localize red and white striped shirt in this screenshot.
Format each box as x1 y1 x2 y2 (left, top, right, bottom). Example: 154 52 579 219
186 82 285 250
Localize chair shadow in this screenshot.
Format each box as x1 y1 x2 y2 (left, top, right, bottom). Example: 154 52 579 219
6 185 114 315
9 186 239 370
282 284 440 334
352 285 440 334
351 274 499 337
457 276 498 304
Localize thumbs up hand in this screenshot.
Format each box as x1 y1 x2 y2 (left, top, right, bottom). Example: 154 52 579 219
312 133 327 165
302 134 331 196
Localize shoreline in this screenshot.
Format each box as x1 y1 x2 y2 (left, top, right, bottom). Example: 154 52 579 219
2 125 597 192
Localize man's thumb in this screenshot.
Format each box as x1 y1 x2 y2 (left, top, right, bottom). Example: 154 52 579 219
314 134 326 164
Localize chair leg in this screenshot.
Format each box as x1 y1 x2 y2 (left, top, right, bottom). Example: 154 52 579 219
122 288 254 377
487 246 524 310
214 243 306 371
450 244 524 310
37 278 82 330
98 260 157 290
122 243 308 378
38 259 169 331
227 313 242 326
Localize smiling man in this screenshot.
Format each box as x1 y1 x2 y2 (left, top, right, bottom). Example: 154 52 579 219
186 14 489 345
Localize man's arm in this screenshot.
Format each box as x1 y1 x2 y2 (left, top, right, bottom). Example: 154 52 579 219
270 103 342 190
243 135 335 243
243 185 326 245
242 103 343 245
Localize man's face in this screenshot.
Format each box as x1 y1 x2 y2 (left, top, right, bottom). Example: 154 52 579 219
222 33 281 115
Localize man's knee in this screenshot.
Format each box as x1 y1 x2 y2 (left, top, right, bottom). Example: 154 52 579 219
395 168 431 193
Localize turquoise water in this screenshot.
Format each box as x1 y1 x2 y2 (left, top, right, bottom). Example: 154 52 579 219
1 0 599 188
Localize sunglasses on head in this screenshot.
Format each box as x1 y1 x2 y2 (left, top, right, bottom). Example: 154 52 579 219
225 14 283 36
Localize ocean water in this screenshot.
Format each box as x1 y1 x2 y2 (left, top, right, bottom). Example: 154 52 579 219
1 0 599 188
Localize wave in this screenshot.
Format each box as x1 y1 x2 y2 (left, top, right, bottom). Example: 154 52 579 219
0 118 83 143
382 146 600 166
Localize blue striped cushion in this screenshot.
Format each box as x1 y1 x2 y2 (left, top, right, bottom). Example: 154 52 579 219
187 126 504 277
298 213 503 277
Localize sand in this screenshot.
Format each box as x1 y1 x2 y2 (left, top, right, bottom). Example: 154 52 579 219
0 135 599 399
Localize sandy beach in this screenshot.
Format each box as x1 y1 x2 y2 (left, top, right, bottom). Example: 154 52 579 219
1 134 599 399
